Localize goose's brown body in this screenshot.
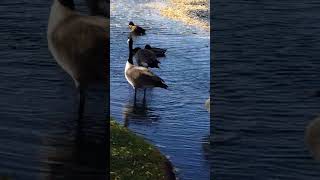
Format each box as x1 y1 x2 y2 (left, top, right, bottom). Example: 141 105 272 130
125 63 167 89
306 116 320 160
47 0 109 87
125 38 167 91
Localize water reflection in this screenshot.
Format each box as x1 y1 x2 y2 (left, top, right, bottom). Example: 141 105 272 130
122 92 160 127
202 135 210 161
41 85 108 180
44 122 107 179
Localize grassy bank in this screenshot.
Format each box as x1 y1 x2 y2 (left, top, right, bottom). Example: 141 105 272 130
158 0 209 30
110 120 175 180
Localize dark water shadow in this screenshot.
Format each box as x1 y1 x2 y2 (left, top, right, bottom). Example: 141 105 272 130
44 128 107 180
43 84 108 180
202 135 210 161
122 93 160 127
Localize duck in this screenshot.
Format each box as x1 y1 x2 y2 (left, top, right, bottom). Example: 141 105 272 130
128 21 146 35
132 47 160 68
47 0 109 120
144 44 167 57
305 116 320 160
125 37 168 100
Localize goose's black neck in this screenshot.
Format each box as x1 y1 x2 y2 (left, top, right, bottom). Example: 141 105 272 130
128 38 134 65
58 0 75 10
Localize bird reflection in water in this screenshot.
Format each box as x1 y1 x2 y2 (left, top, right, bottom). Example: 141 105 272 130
43 119 107 180
122 93 160 127
42 84 108 180
202 135 211 161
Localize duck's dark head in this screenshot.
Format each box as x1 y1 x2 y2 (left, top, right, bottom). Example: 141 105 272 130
145 44 152 49
129 21 135 26
58 0 75 10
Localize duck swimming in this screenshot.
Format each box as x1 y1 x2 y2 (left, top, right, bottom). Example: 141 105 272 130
128 21 146 35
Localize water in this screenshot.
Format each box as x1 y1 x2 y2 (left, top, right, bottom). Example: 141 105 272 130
110 0 210 179
0 1 108 179
212 1 320 179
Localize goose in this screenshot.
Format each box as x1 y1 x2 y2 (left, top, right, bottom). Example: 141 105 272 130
144 44 167 57
305 116 320 160
125 37 168 100
47 0 109 120
132 47 160 68
128 21 146 35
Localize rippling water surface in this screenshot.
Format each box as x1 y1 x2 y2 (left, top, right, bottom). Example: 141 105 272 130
0 1 107 179
212 1 320 179
110 0 210 179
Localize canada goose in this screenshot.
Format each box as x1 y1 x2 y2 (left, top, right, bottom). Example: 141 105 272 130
47 0 109 120
128 21 146 35
145 44 167 57
305 116 320 160
125 37 168 100
132 47 160 68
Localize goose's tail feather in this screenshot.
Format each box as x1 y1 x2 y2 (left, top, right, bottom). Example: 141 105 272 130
157 79 168 89
159 83 168 89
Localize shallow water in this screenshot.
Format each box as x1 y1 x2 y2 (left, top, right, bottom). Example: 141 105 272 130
0 1 108 179
110 0 210 179
212 1 320 179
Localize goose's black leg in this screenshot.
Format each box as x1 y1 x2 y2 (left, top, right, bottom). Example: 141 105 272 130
78 85 86 121
143 88 146 102
134 88 137 105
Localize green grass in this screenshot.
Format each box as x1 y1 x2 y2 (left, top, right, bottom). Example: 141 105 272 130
110 120 174 180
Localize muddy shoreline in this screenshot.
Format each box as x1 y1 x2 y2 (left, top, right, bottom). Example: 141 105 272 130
157 0 209 30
